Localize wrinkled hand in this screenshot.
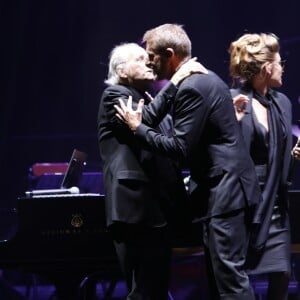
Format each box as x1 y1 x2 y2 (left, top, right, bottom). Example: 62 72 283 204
292 138 300 160
233 94 249 121
171 57 208 86
114 95 144 131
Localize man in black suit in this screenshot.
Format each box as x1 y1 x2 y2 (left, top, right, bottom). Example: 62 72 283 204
98 42 205 299
115 24 262 300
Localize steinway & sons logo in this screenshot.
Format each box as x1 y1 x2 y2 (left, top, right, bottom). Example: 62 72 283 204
71 213 84 228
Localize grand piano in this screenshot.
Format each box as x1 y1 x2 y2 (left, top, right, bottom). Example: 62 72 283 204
0 152 122 299
0 192 122 300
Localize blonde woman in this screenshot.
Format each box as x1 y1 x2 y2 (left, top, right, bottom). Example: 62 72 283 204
229 33 300 300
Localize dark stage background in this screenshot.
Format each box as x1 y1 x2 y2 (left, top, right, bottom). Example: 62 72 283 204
1 0 300 209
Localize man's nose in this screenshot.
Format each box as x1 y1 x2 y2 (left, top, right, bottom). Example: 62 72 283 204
145 59 152 68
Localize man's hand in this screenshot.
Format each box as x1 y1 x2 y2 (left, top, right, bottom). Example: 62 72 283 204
114 95 144 131
170 57 208 86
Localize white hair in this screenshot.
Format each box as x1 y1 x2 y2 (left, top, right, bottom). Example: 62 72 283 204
105 43 145 86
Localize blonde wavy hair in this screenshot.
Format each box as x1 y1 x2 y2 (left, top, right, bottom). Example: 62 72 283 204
229 33 280 82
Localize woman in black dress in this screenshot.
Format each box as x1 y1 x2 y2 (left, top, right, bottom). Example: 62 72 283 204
228 32 300 300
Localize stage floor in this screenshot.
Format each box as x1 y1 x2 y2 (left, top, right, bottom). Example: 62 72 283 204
1 250 300 300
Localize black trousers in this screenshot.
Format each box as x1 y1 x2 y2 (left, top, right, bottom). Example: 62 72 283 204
111 224 171 300
203 208 256 300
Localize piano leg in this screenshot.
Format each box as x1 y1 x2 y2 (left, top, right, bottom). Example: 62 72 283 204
79 273 119 300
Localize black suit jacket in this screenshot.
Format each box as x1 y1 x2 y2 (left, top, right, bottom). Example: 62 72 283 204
135 71 262 221
98 83 188 227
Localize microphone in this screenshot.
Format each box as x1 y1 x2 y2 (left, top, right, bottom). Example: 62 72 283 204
25 186 80 197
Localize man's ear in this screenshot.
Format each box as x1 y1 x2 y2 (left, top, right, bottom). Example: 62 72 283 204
164 48 174 58
117 66 127 79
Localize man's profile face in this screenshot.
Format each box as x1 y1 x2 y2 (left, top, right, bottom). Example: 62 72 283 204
145 40 170 80
122 48 155 87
